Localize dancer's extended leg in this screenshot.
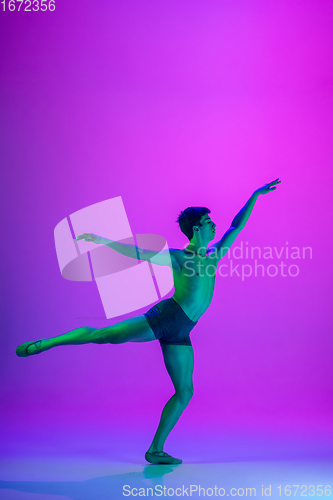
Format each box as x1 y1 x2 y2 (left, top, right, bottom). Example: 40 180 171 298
16 315 156 356
145 344 194 463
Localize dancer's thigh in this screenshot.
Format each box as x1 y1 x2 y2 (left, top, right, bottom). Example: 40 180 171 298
161 344 194 392
95 315 156 343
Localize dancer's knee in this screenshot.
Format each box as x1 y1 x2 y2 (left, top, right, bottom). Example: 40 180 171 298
176 386 194 407
82 327 106 344
92 325 125 344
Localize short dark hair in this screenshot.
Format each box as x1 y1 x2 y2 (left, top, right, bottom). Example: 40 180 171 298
176 207 211 241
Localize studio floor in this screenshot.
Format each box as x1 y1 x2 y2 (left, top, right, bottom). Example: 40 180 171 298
0 417 332 500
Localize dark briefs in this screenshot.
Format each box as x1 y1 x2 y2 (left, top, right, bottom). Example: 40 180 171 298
144 297 198 347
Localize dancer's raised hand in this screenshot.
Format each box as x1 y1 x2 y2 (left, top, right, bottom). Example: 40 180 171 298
75 233 105 244
254 178 281 195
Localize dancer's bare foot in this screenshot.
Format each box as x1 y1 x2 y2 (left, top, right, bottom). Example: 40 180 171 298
16 339 45 357
145 451 182 464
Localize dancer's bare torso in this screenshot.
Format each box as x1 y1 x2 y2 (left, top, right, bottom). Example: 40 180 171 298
170 248 218 322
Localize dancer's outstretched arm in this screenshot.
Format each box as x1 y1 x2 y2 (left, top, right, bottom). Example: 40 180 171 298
75 233 180 268
209 178 281 261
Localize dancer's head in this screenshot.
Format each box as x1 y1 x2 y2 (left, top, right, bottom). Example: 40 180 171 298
176 207 211 241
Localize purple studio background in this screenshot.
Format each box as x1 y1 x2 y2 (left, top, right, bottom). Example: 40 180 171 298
1 0 332 446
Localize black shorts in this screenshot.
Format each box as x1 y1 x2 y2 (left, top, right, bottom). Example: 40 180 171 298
144 297 198 347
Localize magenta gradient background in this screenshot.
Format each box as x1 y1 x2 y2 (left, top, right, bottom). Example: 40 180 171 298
1 0 332 440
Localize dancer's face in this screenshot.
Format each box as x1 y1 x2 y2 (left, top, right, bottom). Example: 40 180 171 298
196 214 216 242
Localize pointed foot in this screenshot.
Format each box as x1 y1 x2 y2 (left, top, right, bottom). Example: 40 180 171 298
145 451 182 465
16 339 45 357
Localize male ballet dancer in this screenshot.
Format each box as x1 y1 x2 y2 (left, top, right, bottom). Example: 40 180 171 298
16 178 281 464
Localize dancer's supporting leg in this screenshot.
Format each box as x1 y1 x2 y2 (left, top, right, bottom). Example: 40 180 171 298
146 344 194 457
16 315 156 355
